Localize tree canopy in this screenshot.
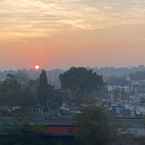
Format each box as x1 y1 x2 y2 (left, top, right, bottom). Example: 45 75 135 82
76 106 116 145
60 67 104 92
0 74 36 107
0 74 22 105
59 67 105 106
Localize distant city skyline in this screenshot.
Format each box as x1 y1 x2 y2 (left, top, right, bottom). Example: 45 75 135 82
0 0 145 69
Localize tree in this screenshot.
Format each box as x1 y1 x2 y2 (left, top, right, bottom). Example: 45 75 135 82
37 70 62 112
37 70 49 108
76 106 116 145
21 85 35 107
0 73 37 107
0 74 22 105
59 67 105 106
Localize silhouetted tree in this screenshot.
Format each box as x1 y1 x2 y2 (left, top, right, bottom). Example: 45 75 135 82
0 74 22 105
37 70 49 108
37 70 62 112
59 67 104 106
76 106 116 145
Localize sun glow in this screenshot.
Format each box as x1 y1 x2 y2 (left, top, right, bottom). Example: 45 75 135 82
34 65 40 70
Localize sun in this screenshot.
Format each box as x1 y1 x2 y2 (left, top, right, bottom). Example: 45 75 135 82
34 65 40 70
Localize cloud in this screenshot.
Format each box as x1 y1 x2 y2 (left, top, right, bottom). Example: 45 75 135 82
0 0 145 40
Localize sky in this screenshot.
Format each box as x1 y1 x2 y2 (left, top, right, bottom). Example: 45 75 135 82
0 0 145 69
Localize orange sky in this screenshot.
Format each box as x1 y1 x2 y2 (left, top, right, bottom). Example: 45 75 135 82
0 0 145 69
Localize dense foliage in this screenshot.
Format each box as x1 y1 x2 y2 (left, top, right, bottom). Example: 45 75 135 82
59 67 105 106
37 70 62 112
76 106 116 145
60 67 104 91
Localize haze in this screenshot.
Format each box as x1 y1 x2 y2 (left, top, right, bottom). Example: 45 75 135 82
0 0 145 69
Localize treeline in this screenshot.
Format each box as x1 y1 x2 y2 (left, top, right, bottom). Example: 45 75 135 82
0 67 105 113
